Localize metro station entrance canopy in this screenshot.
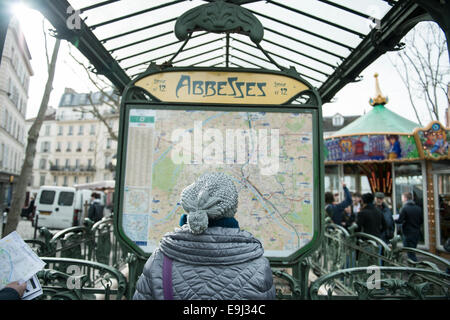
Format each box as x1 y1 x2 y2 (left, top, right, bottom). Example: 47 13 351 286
1 0 448 101
1 0 449 299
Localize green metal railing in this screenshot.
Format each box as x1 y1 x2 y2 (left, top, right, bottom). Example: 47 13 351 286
307 218 450 299
24 216 449 300
24 217 130 300
26 217 129 268
36 257 127 300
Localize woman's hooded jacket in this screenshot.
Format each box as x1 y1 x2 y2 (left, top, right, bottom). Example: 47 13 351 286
133 172 275 300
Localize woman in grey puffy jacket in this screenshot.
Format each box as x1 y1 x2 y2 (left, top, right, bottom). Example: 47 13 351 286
133 172 276 300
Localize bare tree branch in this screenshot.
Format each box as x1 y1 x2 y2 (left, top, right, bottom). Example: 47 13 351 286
388 54 424 126
389 22 449 124
67 45 119 141
68 46 119 108
42 18 50 70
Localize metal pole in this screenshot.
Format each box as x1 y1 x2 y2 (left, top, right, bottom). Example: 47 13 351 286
225 33 230 68
33 213 39 240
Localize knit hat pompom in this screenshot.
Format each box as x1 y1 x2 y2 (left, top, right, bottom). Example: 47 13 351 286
187 210 209 234
180 172 238 234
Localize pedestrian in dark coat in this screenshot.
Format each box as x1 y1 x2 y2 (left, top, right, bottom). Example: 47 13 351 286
342 205 356 230
356 193 387 239
374 192 394 243
88 192 104 223
324 182 353 226
395 192 423 261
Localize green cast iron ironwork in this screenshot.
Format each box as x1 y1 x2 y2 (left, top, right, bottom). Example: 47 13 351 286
309 267 450 300
307 218 450 299
24 219 130 300
26 218 129 269
389 236 450 272
25 227 56 256
36 257 128 300
50 225 95 265
92 218 113 266
174 0 264 44
272 268 302 300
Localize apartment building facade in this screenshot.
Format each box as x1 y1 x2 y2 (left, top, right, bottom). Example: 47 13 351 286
0 17 33 209
27 88 118 194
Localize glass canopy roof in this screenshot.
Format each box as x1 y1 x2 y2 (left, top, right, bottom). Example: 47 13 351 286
30 0 430 102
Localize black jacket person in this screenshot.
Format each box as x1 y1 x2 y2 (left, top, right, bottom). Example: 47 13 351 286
88 193 104 222
356 193 387 239
395 192 423 261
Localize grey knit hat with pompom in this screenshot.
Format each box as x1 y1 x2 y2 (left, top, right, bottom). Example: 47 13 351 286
180 172 238 234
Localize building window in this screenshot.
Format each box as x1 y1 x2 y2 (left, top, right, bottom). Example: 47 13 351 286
75 159 80 168
86 176 90 183
45 125 51 136
90 124 95 135
89 141 95 151
40 175 46 186
63 176 68 186
0 143 3 168
65 159 70 168
332 114 344 127
106 138 112 149
68 125 73 136
62 93 73 106
87 159 92 168
53 175 58 186
41 141 50 153
39 158 46 170
66 142 72 152
58 126 63 136
74 176 78 184
77 141 82 152
78 125 84 135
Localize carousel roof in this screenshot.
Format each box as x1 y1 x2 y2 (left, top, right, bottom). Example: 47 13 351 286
330 73 420 137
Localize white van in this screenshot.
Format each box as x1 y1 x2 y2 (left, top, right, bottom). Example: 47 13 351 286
35 186 77 229
35 186 107 229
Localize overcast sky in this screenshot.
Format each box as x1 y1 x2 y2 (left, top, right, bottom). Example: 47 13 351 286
9 1 449 126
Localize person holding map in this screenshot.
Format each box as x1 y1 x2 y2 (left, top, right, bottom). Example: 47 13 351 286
133 172 275 300
0 281 27 300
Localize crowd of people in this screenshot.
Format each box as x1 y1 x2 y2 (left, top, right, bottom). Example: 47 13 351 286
325 182 423 261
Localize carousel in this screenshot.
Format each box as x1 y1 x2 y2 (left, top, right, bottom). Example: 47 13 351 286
324 73 450 257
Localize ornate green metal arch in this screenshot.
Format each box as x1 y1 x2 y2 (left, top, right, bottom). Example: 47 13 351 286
175 0 264 43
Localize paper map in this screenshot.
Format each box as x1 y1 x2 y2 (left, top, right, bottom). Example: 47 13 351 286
0 231 45 292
